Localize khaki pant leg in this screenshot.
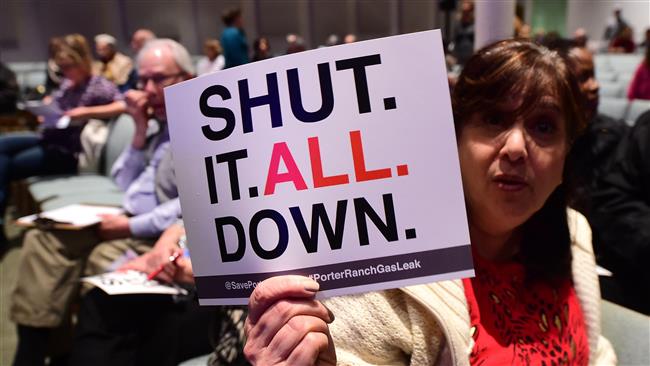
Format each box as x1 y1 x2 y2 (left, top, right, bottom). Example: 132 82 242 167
83 237 155 277
10 228 99 328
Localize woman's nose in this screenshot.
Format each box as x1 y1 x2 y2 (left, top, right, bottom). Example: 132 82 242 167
588 77 600 94
501 126 528 162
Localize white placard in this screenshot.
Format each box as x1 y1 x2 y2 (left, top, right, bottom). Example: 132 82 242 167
165 30 472 305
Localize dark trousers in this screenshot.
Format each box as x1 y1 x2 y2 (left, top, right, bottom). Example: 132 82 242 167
69 288 215 366
0 133 75 227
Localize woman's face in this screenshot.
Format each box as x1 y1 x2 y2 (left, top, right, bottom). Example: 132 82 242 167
458 94 568 236
59 61 88 85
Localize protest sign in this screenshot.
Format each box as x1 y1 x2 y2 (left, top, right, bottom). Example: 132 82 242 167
165 30 473 305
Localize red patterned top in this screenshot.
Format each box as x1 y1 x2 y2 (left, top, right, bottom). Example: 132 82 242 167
462 250 589 366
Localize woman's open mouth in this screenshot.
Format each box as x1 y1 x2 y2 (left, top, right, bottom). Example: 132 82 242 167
493 174 528 192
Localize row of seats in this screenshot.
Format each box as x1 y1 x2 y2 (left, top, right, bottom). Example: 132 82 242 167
6 62 48 93
598 97 650 126
594 53 643 75
600 79 633 99
26 114 135 211
594 54 642 103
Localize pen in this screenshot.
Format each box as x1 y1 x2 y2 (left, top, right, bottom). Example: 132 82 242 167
146 251 182 281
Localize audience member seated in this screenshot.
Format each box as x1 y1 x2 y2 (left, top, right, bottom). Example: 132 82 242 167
243 39 616 366
0 62 19 115
130 28 157 54
559 45 630 215
573 28 588 49
285 34 306 54
252 36 271 62
93 33 135 91
0 33 125 249
343 33 357 43
68 223 219 366
451 0 475 66
45 37 65 94
196 39 225 75
122 28 157 100
70 222 248 366
609 26 636 54
590 110 650 315
603 8 629 44
220 8 249 69
9 38 192 365
627 45 650 100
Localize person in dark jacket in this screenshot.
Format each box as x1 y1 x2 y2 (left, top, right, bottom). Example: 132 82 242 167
589 111 650 315
0 61 19 115
559 45 629 216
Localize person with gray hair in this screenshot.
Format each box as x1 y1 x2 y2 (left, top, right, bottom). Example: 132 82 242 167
137 38 195 76
10 37 193 366
93 33 134 90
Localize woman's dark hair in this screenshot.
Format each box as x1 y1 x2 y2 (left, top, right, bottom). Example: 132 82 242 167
222 8 242 27
452 39 587 282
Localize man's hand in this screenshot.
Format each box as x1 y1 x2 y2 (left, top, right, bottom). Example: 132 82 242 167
119 247 177 283
118 223 186 283
173 257 194 285
124 90 149 149
97 214 131 241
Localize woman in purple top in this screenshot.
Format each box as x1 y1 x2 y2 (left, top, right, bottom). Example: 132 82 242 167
0 33 125 247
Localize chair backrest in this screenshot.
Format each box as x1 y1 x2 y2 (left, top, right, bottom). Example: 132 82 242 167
599 81 625 98
23 70 46 89
101 113 135 176
626 99 650 126
598 97 629 121
595 71 618 83
594 54 612 72
617 74 633 91
607 54 643 74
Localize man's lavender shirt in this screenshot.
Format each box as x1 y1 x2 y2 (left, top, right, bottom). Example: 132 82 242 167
111 121 181 238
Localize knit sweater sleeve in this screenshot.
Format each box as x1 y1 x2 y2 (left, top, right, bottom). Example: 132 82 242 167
567 208 617 365
323 289 445 365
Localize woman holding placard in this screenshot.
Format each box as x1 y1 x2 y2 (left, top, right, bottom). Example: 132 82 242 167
243 39 616 365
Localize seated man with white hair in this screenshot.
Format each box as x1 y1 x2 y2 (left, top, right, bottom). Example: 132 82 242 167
10 39 194 365
93 33 134 91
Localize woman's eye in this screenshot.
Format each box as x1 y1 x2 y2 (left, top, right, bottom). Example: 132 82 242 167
532 120 557 136
483 113 503 126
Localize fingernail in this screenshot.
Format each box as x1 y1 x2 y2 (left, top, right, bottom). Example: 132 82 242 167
327 308 335 322
303 279 320 292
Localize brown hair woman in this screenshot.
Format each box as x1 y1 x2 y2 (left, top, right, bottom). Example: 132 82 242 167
242 39 615 365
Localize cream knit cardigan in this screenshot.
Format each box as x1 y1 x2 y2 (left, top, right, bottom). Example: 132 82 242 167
324 209 617 365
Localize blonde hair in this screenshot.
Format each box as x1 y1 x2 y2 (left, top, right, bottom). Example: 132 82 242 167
204 39 223 55
55 33 93 74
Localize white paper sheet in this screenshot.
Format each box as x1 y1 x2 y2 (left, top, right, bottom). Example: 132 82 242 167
24 101 65 128
17 204 124 228
82 270 188 296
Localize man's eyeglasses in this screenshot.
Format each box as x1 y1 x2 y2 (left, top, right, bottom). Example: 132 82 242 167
137 72 183 89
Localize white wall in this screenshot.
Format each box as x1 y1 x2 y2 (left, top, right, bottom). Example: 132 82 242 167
567 0 649 48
